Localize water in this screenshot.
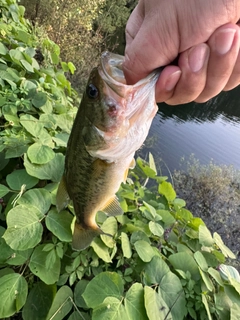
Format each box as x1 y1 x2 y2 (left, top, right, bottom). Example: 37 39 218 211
140 85 240 173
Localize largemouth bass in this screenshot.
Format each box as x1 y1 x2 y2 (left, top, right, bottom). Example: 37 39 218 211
56 51 159 250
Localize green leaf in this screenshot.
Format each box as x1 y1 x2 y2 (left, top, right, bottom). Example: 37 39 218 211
125 283 147 320
22 79 37 91
144 256 170 285
140 201 159 221
0 184 10 197
7 248 33 266
29 244 61 285
144 286 171 320
149 221 164 237
24 153 64 182
22 282 56 320
45 250 57 270
168 252 200 281
0 42 8 55
74 280 89 308
0 268 15 278
32 92 48 108
27 142 55 164
5 145 29 159
130 230 151 244
20 59 34 72
53 133 69 147
158 181 176 202
202 294 213 320
194 251 209 272
136 157 156 178
82 272 124 309
199 225 215 247
51 52 59 64
15 30 31 44
20 114 44 137
219 264 240 283
6 169 38 190
231 303 240 320
213 232 236 259
45 209 73 242
0 273 28 318
47 286 73 320
214 291 232 319
158 272 186 320
0 152 9 170
121 232 132 258
199 269 214 292
68 62 76 74
68 311 90 320
208 267 224 287
100 217 117 248
149 152 157 174
134 240 156 262
0 227 15 264
91 237 112 263
0 69 19 83
92 297 128 320
3 204 43 250
17 188 51 216
173 198 186 208
9 48 24 64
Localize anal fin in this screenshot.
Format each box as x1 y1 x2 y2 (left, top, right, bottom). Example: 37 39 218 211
102 195 123 216
56 175 70 212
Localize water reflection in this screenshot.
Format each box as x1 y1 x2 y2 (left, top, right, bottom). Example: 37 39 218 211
138 85 240 172
158 86 240 124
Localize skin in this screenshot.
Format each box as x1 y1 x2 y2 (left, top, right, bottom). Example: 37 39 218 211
123 0 240 105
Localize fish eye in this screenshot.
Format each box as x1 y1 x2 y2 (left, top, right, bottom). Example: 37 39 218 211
87 84 99 99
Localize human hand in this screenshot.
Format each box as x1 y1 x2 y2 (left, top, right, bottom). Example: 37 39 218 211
123 0 240 104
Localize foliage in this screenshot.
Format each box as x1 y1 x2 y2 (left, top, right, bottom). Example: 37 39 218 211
0 1 240 319
20 0 136 91
173 155 240 270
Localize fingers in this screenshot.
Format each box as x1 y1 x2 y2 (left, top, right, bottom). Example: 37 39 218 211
223 24 240 91
196 24 240 102
156 23 240 104
156 44 210 104
223 48 240 90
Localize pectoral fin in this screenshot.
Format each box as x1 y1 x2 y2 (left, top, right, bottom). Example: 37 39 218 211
102 195 123 216
72 222 111 251
129 158 136 169
56 175 70 212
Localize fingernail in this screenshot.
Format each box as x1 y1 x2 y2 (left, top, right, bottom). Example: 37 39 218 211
214 28 236 55
188 44 209 73
165 70 181 91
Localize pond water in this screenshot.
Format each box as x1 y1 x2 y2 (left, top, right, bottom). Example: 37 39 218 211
139 85 240 173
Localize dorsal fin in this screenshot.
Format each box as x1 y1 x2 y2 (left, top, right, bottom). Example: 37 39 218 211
102 195 123 216
56 175 70 212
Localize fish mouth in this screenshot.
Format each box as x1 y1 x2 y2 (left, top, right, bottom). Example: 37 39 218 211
99 51 159 98
100 51 125 83
99 51 127 97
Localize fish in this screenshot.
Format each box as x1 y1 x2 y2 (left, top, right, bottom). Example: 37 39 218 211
56 51 159 250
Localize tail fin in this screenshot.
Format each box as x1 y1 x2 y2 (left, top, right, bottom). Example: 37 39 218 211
72 222 111 251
